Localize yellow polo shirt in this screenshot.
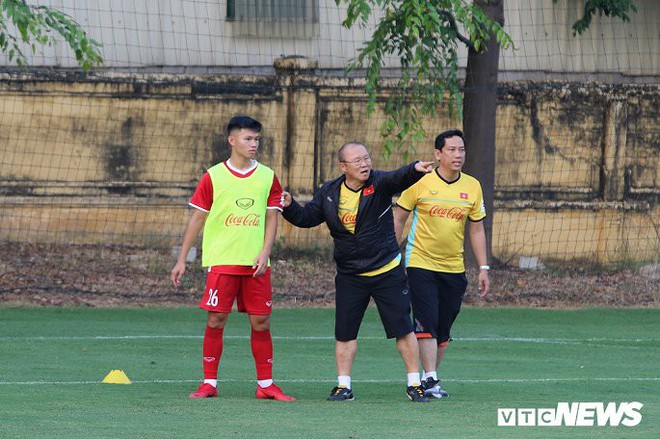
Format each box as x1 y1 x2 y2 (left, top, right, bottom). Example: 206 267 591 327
397 171 485 273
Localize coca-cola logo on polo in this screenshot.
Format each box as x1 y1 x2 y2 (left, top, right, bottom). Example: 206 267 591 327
225 213 261 227
429 206 466 220
341 212 357 225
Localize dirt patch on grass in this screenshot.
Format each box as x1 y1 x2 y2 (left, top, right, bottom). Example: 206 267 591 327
0 243 657 308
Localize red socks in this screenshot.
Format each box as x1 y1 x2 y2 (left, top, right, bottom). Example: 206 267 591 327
250 329 273 380
202 326 223 380
202 326 273 381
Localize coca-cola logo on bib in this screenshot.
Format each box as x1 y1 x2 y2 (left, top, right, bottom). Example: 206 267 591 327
225 213 261 227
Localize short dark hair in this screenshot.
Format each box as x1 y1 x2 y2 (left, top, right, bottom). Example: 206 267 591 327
226 115 262 135
435 129 464 150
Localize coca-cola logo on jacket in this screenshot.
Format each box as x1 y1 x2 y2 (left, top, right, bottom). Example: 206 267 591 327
429 206 466 220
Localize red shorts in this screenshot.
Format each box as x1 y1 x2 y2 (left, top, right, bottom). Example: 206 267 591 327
200 267 273 315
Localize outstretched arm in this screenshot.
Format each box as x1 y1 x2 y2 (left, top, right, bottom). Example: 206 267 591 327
171 209 208 287
414 161 434 173
281 190 326 228
381 161 433 195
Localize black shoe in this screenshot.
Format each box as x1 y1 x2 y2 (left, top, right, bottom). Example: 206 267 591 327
327 386 354 401
422 377 449 398
406 384 430 402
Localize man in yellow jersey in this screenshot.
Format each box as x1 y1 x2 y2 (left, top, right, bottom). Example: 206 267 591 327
394 129 490 399
171 115 295 401
281 142 434 402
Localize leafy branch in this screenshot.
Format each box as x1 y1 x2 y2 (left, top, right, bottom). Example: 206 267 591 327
335 0 513 158
553 0 638 35
0 0 103 69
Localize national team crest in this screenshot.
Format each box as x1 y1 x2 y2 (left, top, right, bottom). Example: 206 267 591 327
460 192 468 200
236 198 254 210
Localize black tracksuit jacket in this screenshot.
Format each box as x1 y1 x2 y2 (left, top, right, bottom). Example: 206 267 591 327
282 162 425 275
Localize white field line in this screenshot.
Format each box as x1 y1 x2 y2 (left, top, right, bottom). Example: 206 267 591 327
0 335 658 344
0 335 657 351
1 377 659 386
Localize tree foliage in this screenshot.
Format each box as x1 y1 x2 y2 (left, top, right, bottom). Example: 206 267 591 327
0 0 102 69
555 0 638 35
335 0 513 157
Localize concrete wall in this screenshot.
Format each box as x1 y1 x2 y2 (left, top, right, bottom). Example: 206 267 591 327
0 65 658 263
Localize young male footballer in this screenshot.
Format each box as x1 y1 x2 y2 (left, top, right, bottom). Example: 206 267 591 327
171 115 295 401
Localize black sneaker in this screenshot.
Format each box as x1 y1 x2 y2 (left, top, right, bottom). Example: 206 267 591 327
406 384 430 402
422 377 449 398
327 386 354 401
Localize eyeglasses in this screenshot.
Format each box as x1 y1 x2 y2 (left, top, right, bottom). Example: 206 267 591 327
341 156 371 166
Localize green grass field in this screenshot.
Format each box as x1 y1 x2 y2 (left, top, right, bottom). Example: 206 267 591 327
1 307 658 438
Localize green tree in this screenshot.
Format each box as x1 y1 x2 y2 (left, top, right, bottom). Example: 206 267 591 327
465 0 637 263
335 0 513 157
0 0 102 69
462 0 503 265
337 0 638 261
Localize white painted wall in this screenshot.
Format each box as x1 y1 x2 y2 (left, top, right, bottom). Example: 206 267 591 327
0 0 657 75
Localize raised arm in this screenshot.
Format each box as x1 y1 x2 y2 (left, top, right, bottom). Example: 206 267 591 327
380 161 433 195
